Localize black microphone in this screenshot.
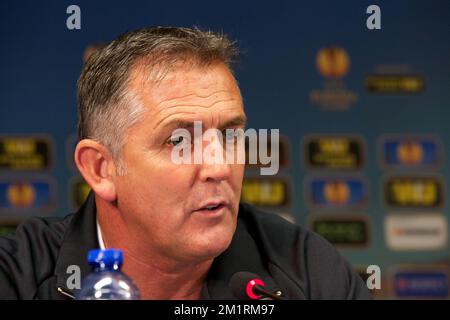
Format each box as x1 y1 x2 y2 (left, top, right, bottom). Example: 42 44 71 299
229 271 283 300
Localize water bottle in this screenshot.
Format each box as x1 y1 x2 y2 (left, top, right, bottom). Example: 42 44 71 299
76 249 141 300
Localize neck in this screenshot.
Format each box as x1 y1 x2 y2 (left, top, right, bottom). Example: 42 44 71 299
96 199 213 300
122 252 212 299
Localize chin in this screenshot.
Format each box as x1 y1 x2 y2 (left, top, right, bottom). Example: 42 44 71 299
190 229 234 260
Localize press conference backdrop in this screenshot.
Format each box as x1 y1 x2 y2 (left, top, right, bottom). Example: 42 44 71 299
1 0 450 299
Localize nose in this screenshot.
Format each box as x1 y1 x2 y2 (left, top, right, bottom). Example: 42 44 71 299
197 131 232 183
199 161 232 182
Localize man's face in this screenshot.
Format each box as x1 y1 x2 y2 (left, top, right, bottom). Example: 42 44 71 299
113 62 246 262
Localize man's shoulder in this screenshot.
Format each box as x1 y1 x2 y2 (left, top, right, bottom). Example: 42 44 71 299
1 214 73 250
0 214 74 299
237 202 326 255
237 203 371 299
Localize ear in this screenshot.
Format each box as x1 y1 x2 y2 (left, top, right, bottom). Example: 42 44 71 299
74 139 118 202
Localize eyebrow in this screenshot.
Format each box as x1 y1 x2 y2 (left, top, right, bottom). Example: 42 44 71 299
160 115 248 132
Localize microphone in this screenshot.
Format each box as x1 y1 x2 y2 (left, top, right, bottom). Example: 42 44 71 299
229 271 283 300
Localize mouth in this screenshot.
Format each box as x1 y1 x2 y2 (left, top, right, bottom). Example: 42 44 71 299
193 201 228 216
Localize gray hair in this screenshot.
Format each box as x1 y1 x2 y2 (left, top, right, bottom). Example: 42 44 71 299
77 26 239 170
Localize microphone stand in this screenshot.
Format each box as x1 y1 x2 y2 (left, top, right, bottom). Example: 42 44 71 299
253 285 283 300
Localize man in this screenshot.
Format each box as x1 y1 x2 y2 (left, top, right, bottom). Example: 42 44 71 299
0 27 370 299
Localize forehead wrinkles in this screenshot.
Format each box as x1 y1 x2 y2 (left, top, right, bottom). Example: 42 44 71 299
153 90 237 117
153 96 240 130
151 70 238 110
128 62 242 127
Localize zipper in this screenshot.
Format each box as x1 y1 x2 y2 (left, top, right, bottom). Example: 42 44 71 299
57 287 76 299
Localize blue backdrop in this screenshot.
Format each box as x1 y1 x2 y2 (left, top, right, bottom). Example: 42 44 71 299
1 0 450 299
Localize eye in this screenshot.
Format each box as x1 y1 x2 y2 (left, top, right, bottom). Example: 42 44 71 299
168 136 184 146
166 130 192 147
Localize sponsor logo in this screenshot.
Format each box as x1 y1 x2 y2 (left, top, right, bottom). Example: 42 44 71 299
365 64 425 94
383 176 444 209
366 75 424 93
69 176 91 210
245 135 290 169
310 214 370 248
316 47 350 79
305 175 368 210
379 135 442 170
310 46 358 111
385 213 448 251
304 135 365 170
0 176 56 214
241 176 291 208
392 267 449 298
0 135 53 170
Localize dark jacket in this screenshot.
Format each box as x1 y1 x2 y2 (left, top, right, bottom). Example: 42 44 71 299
0 193 371 300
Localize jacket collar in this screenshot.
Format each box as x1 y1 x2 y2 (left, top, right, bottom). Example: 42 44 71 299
54 192 99 298
54 192 279 299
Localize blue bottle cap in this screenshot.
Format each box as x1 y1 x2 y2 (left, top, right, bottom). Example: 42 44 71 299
87 249 123 269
